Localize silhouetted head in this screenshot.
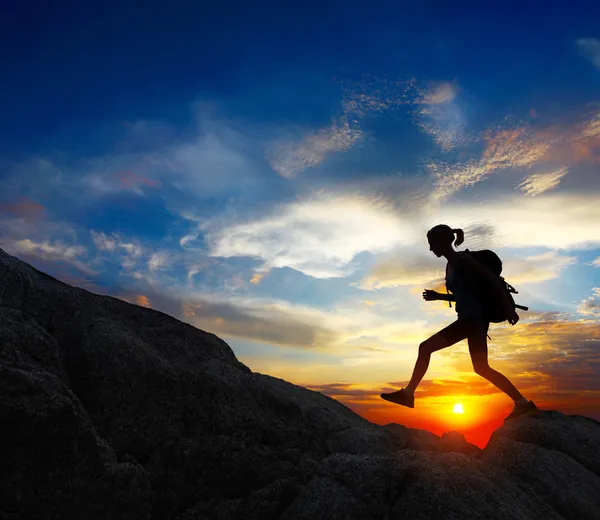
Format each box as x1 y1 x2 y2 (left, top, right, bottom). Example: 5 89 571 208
427 225 464 257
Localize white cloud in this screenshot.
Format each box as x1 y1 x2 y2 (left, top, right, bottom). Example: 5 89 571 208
119 241 144 258
418 104 466 152
430 127 553 199
205 194 418 278
358 243 577 291
416 82 466 151
518 167 569 196
577 287 600 317
266 116 363 178
580 110 600 139
85 173 125 195
77 108 264 203
0 215 95 276
148 251 170 272
168 130 257 193
419 82 457 105
322 78 465 155
502 251 576 284
91 231 117 252
91 231 144 256
90 230 147 272
154 283 432 350
11 239 85 260
264 78 425 179
358 250 442 290
427 109 600 200
440 192 600 250
588 257 600 268
340 77 416 118
5 238 95 275
200 187 599 285
577 38 600 69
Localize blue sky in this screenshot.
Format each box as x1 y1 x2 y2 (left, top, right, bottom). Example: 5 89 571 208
1 0 600 438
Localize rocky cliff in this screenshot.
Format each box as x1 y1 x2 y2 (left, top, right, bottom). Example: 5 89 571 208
1 248 599 520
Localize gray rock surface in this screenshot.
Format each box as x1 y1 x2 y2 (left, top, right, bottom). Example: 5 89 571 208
1 248 599 520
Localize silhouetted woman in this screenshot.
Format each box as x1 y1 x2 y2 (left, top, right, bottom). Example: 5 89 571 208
381 224 537 420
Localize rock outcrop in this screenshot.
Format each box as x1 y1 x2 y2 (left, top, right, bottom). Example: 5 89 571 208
1 248 599 520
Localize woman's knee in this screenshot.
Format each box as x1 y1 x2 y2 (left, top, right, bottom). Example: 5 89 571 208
418 341 430 356
473 362 492 376
420 334 448 355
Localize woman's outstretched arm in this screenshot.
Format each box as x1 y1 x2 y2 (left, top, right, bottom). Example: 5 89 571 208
437 293 456 302
423 289 455 302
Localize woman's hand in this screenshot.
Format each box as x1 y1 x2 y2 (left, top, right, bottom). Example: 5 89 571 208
422 289 439 301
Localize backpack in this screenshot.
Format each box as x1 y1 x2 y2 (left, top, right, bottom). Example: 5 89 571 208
447 249 528 323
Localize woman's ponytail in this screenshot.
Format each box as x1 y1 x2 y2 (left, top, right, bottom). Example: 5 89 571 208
452 228 464 246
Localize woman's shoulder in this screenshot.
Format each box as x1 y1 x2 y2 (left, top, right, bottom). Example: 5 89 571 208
452 252 477 274
448 251 470 266
455 251 474 264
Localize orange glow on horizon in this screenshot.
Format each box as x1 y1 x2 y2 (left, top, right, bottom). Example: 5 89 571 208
359 399 510 449
341 391 523 449
272 373 600 451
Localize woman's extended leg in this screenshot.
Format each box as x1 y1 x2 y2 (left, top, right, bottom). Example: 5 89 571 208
405 333 453 394
468 335 525 402
381 320 470 407
404 318 476 394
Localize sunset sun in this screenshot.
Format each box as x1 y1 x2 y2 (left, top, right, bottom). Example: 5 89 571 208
452 403 465 414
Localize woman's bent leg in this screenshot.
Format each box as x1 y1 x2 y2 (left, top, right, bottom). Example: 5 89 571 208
466 321 537 419
468 335 525 402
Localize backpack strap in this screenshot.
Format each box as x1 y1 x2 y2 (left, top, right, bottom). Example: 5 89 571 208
445 262 452 308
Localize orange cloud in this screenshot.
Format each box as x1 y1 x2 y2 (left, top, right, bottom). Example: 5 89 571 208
546 137 600 165
482 112 600 168
249 272 265 285
119 294 151 307
136 295 151 307
182 303 198 317
430 125 553 198
482 127 551 168
540 111 600 165
0 197 45 220
431 110 600 199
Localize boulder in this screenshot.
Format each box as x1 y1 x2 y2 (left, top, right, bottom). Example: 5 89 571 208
1 248 599 520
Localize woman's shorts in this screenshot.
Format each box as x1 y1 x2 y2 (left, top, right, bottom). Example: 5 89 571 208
437 316 490 350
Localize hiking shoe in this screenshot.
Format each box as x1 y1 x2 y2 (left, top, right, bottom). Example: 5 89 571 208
505 400 538 421
380 388 415 408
